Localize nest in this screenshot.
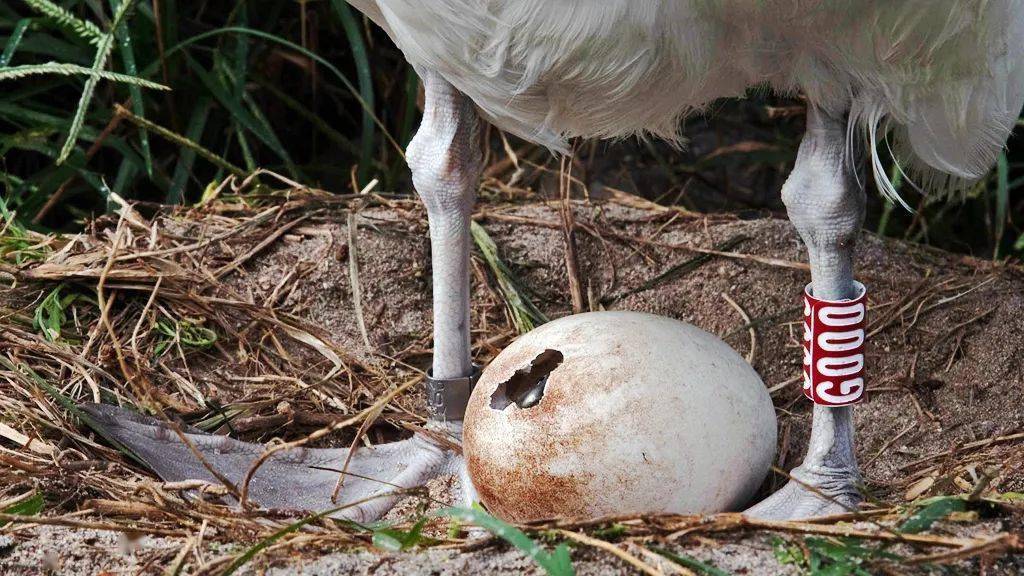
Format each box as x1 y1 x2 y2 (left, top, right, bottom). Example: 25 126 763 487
1 175 1023 574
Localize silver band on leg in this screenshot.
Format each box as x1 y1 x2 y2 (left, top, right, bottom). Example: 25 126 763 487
426 365 481 421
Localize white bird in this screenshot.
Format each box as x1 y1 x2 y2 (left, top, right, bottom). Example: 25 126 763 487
85 0 1024 522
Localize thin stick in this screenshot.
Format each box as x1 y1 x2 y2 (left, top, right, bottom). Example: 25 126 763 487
557 529 665 576
722 292 757 364
347 176 377 349
0 512 187 536
239 375 420 510
558 156 585 314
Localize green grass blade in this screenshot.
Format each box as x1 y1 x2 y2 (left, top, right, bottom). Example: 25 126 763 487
876 164 902 236
398 66 419 147
470 221 548 334
57 0 138 165
2 492 44 516
994 151 1008 259
186 54 294 175
153 26 402 155
332 0 375 186
1 18 32 67
21 0 103 45
253 75 359 156
113 102 245 179
241 90 298 177
0 357 145 467
111 155 139 197
0 62 169 89
436 507 575 576
108 0 152 177
219 504 358 576
167 97 212 204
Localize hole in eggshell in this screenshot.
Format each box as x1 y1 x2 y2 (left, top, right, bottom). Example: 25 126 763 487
490 349 563 410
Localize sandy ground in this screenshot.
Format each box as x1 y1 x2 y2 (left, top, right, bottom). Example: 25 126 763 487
2 199 1023 574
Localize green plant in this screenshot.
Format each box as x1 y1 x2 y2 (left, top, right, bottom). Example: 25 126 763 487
31 284 81 341
154 315 217 356
2 0 414 228
898 496 969 534
437 506 575 576
0 492 44 527
371 516 440 552
772 535 902 576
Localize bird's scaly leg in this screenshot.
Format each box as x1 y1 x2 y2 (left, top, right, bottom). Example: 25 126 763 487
746 106 864 519
406 69 484 508
78 71 483 522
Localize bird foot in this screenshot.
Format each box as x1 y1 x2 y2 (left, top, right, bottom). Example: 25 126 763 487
744 464 862 520
78 403 475 523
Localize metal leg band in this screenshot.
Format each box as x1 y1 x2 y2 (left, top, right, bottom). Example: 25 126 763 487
426 364 481 421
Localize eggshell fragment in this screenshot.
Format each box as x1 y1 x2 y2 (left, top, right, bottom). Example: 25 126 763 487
464 311 777 522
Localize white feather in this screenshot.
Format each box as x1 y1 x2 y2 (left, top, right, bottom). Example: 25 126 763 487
355 0 1024 199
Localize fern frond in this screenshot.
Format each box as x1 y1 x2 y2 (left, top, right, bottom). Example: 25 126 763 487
0 62 169 90
22 0 103 45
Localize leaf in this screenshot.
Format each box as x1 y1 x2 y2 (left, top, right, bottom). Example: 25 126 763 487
371 517 438 552
649 546 732 576
32 285 74 342
470 221 548 334
436 506 575 576
331 0 375 186
803 537 898 576
0 18 32 67
899 497 967 534
1 493 44 527
772 536 807 567
108 0 152 177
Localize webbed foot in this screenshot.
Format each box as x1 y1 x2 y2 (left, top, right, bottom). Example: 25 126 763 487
79 403 474 522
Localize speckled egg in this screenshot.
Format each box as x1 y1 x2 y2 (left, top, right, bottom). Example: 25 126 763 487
464 311 776 522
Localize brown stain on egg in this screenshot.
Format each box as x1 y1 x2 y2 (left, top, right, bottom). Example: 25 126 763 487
465 317 653 522
467 422 598 523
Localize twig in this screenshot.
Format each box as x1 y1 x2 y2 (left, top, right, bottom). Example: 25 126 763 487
559 156 585 314
239 376 420 510
347 177 377 350
0 512 187 536
114 104 247 177
905 533 1018 565
557 529 665 576
721 292 756 364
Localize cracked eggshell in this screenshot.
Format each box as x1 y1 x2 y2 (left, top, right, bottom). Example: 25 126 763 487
464 311 777 523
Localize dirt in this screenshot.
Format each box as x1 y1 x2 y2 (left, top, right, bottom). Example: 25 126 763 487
2 198 1023 574
230 200 1024 501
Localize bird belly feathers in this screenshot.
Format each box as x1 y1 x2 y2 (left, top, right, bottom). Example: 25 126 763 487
362 0 1024 188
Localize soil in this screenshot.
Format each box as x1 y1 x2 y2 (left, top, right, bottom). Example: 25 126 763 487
2 198 1023 574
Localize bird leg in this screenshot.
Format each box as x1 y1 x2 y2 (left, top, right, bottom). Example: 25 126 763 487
79 71 483 522
745 106 865 519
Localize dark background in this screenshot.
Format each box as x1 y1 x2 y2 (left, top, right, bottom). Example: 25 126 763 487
2 1 1022 259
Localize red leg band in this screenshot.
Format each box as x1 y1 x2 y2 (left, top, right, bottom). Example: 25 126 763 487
803 281 866 406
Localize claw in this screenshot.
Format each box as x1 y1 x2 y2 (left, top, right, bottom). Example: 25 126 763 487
78 403 461 520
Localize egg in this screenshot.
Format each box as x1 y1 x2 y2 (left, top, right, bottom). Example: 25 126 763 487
464 311 777 522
